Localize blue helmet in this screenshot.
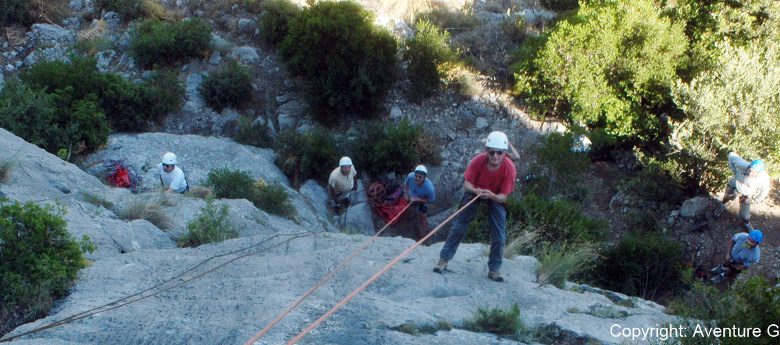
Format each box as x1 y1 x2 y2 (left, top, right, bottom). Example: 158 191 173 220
749 229 763 244
749 159 765 173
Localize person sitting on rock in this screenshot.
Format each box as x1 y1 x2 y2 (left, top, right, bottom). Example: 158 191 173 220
434 131 517 282
713 152 770 231
159 152 188 194
710 229 762 284
403 165 436 238
328 156 358 214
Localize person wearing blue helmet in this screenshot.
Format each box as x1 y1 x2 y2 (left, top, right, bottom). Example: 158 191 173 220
710 229 762 283
713 152 771 230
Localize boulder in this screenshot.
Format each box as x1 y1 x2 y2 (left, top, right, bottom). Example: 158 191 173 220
679 196 710 218
229 46 260 64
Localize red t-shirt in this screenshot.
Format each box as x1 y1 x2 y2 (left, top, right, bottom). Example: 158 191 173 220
463 152 516 196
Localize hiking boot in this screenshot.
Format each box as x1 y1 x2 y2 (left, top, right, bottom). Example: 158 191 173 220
710 265 725 275
433 259 447 273
488 271 504 282
713 203 726 218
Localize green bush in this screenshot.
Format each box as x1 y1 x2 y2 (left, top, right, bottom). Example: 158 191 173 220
541 0 579 12
672 277 780 345
130 18 212 68
95 0 144 20
351 119 441 176
200 62 253 112
255 180 296 218
179 201 239 247
259 0 301 47
416 7 479 33
513 0 687 145
21 57 182 133
590 232 686 300
0 79 110 157
206 168 257 200
464 303 520 337
233 116 272 148
618 157 686 205
403 20 455 101
274 129 339 187
205 168 296 218
279 1 397 124
0 0 69 27
525 132 590 201
0 202 87 336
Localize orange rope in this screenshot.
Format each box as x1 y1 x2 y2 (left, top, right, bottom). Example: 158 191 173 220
285 195 481 345
243 202 414 345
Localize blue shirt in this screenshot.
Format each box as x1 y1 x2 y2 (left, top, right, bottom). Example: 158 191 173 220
731 233 760 268
405 172 435 203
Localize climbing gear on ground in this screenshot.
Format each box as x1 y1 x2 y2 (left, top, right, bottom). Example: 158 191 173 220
433 259 448 273
710 273 724 284
713 203 725 218
339 156 352 166
485 131 509 150
488 271 504 282
162 152 177 165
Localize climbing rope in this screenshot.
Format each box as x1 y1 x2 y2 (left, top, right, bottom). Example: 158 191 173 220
0 231 320 343
285 194 481 345
242 201 413 345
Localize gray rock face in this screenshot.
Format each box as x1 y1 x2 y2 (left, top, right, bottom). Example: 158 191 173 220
475 116 489 129
210 33 233 52
208 51 221 65
679 196 710 218
29 24 74 45
229 46 260 64
237 18 256 34
276 100 306 130
95 50 116 72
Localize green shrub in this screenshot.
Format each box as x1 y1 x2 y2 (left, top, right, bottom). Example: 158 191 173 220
351 119 441 176
279 1 397 124
403 20 455 101
590 232 686 300
255 180 296 218
464 303 520 337
233 116 272 148
199 62 253 112
671 26 780 190
525 132 589 201
0 202 87 336
74 36 114 55
540 0 579 12
619 157 686 205
513 0 687 145
130 18 212 68
0 0 69 27
0 78 110 157
205 168 296 218
274 129 339 187
206 168 257 200
20 57 182 133
95 0 144 20
536 244 597 288
82 192 114 209
259 0 301 47
0 158 14 183
178 201 239 247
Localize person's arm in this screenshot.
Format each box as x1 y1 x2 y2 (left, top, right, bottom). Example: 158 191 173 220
327 184 338 202
352 171 358 191
754 176 770 203
479 189 508 203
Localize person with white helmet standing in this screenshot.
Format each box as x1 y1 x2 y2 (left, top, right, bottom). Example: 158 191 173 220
434 131 517 282
159 152 188 194
714 152 771 230
328 156 358 214
404 164 436 238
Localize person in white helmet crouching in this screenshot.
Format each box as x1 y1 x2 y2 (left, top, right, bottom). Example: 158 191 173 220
159 152 188 194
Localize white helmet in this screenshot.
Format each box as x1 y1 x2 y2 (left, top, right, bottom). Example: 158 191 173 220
339 156 353 166
162 152 177 165
414 165 427 175
485 131 509 150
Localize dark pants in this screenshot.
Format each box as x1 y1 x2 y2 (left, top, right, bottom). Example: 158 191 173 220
439 193 507 272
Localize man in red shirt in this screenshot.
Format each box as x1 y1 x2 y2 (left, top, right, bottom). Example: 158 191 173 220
434 131 517 282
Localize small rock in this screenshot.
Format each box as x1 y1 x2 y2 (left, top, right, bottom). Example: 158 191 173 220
283 79 295 89
229 46 260 64
208 51 222 65
69 0 83 11
475 117 489 129
237 19 256 34
102 11 121 29
211 34 232 52
390 105 403 119
95 50 116 72
276 94 289 103
447 132 457 141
